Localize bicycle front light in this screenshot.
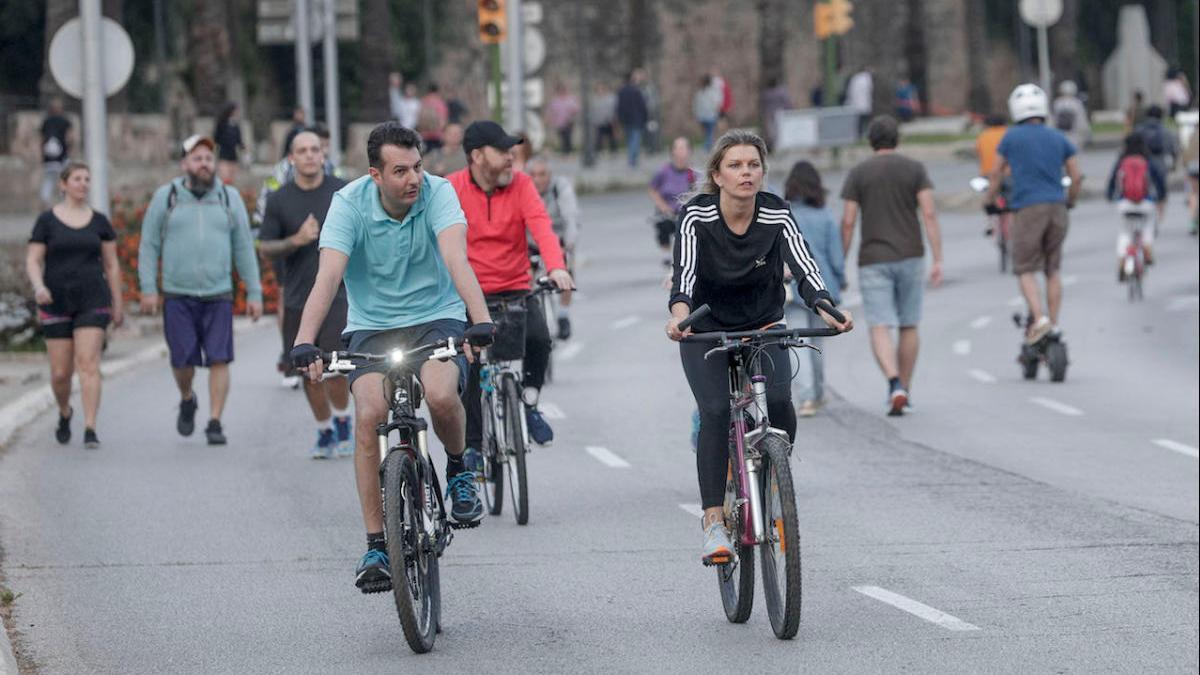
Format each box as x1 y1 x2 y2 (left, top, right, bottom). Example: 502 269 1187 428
389 349 405 365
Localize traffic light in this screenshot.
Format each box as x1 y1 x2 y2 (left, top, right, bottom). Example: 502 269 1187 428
814 0 854 39
478 0 506 44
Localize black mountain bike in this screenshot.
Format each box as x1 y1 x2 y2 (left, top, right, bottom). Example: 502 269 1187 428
324 337 470 653
679 301 845 640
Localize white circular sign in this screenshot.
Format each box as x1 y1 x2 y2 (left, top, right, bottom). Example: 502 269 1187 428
1019 0 1063 28
48 17 135 98
523 27 546 75
523 111 545 151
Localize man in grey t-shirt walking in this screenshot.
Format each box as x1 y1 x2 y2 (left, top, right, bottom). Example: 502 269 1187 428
840 116 943 416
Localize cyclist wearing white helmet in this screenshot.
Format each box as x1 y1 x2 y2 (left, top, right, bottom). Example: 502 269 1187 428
984 84 1082 345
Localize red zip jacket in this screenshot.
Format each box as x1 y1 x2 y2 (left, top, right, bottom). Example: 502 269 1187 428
447 168 566 294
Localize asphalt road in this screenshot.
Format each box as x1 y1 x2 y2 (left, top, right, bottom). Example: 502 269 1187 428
1 156 1197 673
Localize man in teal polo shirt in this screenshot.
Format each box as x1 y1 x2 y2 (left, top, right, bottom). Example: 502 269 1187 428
290 123 494 594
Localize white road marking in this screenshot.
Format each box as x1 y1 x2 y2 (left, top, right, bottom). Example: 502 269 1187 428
1152 439 1199 459
952 339 972 356
678 503 705 518
970 316 992 330
539 402 565 420
1166 295 1199 312
586 446 631 468
557 341 585 361
1030 396 1084 417
611 315 641 330
1062 274 1079 287
1007 296 1025 308
852 586 981 631
967 369 997 384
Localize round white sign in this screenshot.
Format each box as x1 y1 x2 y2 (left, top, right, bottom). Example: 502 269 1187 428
1019 0 1063 28
48 17 136 99
523 27 546 75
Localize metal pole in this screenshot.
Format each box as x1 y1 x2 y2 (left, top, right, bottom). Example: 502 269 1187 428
1036 24 1051 94
153 0 167 113
295 0 314 123
504 0 524 131
322 0 341 167
576 0 594 167
80 0 109 211
491 44 503 121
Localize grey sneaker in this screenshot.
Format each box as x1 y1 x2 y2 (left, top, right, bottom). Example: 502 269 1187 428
701 520 734 566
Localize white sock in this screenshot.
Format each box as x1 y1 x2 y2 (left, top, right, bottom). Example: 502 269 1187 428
316 418 332 433
331 404 351 419
522 387 540 407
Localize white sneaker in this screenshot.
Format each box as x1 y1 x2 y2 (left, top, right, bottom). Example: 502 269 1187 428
1025 316 1053 345
281 375 302 389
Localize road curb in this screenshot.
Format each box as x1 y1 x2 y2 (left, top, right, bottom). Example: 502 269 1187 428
0 610 16 675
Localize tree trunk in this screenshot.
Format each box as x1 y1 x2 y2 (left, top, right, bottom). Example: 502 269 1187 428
188 0 233 116
904 0 927 113
357 0 395 121
40 0 76 105
757 0 786 88
1050 0 1079 92
965 0 991 113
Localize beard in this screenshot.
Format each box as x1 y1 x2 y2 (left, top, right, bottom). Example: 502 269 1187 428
186 170 215 192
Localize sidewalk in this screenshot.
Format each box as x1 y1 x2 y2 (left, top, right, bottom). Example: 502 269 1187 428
0 316 270 449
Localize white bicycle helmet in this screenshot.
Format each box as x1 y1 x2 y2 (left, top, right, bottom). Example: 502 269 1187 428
1008 84 1049 123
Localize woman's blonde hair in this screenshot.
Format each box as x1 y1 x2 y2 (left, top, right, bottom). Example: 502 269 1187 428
694 129 769 196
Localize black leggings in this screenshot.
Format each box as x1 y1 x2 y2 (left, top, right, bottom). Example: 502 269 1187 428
680 341 796 509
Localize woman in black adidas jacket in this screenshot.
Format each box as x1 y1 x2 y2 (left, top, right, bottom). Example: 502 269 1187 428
665 129 854 564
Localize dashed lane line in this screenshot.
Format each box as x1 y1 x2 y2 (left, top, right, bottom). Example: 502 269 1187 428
1030 396 1084 417
538 402 565 420
1152 439 1199 459
852 586 981 631
557 341 585 361
678 503 705 518
967 369 997 384
585 446 631 468
952 339 972 356
1007 296 1025 308
610 315 641 330
970 316 992 330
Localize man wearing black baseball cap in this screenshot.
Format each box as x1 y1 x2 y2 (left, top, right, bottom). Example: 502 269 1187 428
447 121 574 456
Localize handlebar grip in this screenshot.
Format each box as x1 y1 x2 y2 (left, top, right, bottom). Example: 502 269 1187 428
678 304 711 332
814 300 846 325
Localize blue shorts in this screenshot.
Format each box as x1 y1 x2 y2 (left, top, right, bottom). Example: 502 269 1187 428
859 257 925 328
163 297 234 368
342 319 468 390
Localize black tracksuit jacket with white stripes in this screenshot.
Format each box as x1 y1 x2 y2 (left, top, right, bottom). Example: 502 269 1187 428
669 191 832 332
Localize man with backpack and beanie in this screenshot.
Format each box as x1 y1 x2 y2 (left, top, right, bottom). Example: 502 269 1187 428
984 84 1082 346
1105 133 1166 273
1134 106 1179 193
138 134 263 445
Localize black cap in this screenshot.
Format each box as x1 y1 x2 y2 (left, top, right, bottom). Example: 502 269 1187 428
463 120 524 154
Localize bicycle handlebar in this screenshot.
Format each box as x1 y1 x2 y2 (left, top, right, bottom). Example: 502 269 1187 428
319 337 467 373
679 300 845 345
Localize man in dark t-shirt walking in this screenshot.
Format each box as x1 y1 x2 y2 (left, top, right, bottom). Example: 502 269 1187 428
260 130 352 459
841 116 944 416
40 98 71 210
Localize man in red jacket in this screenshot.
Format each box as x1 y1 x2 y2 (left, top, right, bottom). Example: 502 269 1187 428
448 121 574 449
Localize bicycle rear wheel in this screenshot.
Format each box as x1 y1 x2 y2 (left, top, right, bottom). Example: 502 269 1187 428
480 390 504 516
383 450 440 653
502 375 530 525
757 434 802 639
718 461 754 623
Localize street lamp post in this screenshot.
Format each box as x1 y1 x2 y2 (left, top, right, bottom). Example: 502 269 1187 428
80 0 109 211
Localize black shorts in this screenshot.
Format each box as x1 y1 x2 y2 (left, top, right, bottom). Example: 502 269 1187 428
38 305 111 340
282 299 348 355
654 218 675 247
341 319 468 390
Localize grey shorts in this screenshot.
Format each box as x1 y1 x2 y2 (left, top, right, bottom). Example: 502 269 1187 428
859 257 925 328
341 318 467 390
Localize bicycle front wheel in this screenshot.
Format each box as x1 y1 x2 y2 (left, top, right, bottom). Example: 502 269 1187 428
758 434 802 639
383 450 440 653
480 390 504 516
502 375 530 525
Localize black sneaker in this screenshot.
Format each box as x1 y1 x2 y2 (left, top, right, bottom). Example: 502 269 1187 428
355 549 392 594
205 419 227 445
557 316 572 341
55 408 72 445
177 396 197 436
445 472 484 528
83 428 99 449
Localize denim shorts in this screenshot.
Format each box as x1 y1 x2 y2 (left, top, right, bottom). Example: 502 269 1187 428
341 318 467 390
859 257 925 328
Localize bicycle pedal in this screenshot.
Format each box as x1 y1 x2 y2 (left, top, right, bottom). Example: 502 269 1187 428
448 519 482 530
702 554 733 567
358 579 393 594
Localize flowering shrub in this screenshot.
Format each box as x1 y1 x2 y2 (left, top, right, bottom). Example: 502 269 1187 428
109 190 280 315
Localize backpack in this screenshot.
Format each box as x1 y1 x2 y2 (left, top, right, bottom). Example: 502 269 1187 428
1139 124 1167 157
1118 155 1149 203
1054 107 1076 132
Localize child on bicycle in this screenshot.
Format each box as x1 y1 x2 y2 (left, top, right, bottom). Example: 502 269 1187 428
1105 133 1166 273
664 130 852 565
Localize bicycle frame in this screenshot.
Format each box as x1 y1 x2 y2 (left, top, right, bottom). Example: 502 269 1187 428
726 348 791 547
377 371 447 543
480 358 529 458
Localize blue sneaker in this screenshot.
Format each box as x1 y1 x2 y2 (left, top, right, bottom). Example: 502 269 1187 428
333 416 353 457
311 428 336 459
445 472 483 527
355 549 392 593
463 447 485 474
525 406 554 446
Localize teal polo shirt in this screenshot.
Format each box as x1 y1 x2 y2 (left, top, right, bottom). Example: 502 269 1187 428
320 172 467 332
